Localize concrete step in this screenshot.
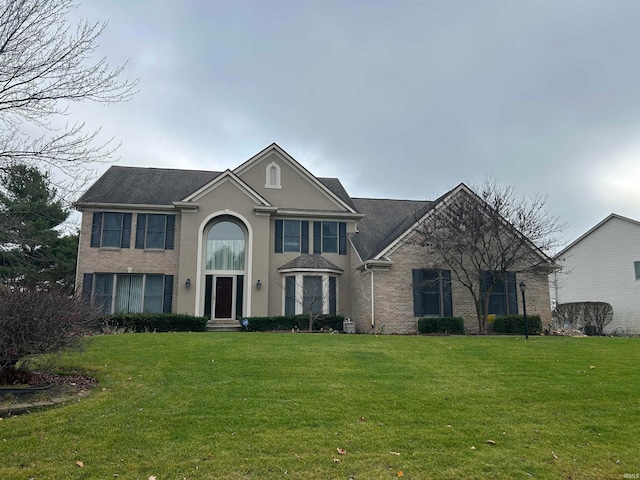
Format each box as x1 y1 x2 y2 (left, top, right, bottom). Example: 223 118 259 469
207 319 242 332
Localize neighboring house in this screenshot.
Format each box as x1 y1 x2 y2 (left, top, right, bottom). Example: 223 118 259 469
75 143 552 333
550 214 640 335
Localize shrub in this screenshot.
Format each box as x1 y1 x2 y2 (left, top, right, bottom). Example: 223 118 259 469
493 315 542 335
418 317 465 334
0 288 101 382
107 313 208 332
552 302 613 335
245 315 345 332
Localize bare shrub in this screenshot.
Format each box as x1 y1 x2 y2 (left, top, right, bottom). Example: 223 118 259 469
552 301 613 335
0 287 101 383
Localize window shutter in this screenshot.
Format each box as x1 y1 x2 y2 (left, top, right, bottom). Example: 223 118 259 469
338 222 347 255
329 276 337 315
412 269 423 316
163 275 173 313
82 273 93 302
121 213 132 248
313 222 321 254
90 212 102 247
135 214 146 249
441 270 453 317
204 275 213 318
301 221 309 254
165 215 175 250
275 220 283 253
507 272 518 315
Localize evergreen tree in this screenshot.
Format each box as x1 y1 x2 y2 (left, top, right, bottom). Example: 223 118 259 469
0 163 76 288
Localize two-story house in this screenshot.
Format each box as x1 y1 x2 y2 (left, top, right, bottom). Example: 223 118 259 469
75 143 553 333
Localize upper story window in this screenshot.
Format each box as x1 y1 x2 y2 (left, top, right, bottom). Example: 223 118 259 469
135 214 175 250
481 271 518 316
206 220 245 270
313 221 347 255
275 220 309 253
90 212 132 249
412 269 452 317
265 161 281 189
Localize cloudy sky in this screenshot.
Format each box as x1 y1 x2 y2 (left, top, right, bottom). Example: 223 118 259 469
69 0 640 245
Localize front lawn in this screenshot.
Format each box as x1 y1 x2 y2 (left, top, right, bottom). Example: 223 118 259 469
0 334 638 479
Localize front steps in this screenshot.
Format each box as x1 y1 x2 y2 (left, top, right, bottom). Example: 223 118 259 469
207 319 242 332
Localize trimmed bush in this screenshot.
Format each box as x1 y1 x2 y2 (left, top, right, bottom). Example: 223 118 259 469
245 315 345 332
418 317 465 335
493 315 542 335
108 313 208 332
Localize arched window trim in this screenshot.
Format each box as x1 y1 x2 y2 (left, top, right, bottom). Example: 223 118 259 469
265 161 282 189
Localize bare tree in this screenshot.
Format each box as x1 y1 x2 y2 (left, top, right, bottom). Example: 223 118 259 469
412 180 563 334
0 0 137 192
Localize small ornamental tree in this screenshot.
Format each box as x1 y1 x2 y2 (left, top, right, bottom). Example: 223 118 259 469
0 287 101 383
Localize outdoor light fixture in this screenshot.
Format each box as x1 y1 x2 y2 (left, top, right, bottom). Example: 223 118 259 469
256 279 262 290
185 278 191 289
519 281 529 340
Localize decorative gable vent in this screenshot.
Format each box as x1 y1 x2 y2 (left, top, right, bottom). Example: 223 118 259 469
265 161 281 189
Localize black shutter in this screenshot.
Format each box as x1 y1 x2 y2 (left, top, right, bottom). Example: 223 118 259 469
441 270 453 317
301 221 309 254
412 269 423 316
236 275 244 319
338 222 347 255
329 276 337 315
165 215 175 250
135 214 146 249
507 272 518 315
121 213 132 248
313 221 321 254
82 273 93 302
275 220 283 253
90 212 102 247
163 275 173 313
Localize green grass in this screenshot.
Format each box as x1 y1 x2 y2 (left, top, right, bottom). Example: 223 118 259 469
1 334 639 479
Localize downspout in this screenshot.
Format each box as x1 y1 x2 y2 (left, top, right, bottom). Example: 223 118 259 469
363 263 375 329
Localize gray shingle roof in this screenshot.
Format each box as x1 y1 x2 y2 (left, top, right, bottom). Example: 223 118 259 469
317 177 357 211
76 166 221 205
278 254 343 272
350 198 433 261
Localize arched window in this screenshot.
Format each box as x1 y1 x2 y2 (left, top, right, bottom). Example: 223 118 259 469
206 221 245 271
265 161 281 189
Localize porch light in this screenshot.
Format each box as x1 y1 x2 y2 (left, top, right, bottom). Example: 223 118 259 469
256 279 262 290
519 281 528 340
185 278 191 289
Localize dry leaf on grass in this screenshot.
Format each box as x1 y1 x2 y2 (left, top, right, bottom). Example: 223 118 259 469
76 461 84 468
337 448 346 454
389 451 401 456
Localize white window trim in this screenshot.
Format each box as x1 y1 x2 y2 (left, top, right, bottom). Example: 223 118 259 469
282 272 337 315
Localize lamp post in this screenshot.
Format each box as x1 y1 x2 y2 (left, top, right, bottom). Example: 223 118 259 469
519 281 529 340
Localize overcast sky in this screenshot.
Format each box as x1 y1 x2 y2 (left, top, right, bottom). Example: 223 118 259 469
69 0 640 245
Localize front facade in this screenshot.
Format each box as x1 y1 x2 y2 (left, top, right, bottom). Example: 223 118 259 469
550 214 640 335
76 143 552 333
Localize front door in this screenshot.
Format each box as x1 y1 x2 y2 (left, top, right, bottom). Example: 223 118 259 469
214 276 234 319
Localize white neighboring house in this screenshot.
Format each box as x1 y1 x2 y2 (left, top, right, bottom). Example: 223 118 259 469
550 214 640 335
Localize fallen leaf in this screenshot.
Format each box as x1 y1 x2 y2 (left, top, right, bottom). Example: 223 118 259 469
486 439 496 445
333 458 340 463
148 476 157 480
470 446 476 450
446 424 452 428
397 471 404 477
337 448 346 455
76 461 84 468
389 451 401 456
590 365 595 369
552 451 558 460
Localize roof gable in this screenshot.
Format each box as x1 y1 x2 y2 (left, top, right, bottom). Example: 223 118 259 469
233 143 358 214
555 213 640 258
182 169 271 206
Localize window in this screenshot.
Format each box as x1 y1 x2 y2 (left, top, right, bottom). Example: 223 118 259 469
135 214 175 249
206 221 245 270
313 221 347 255
283 273 338 315
635 261 640 280
412 269 452 317
90 212 132 248
481 271 518 316
275 220 309 253
82 273 173 314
